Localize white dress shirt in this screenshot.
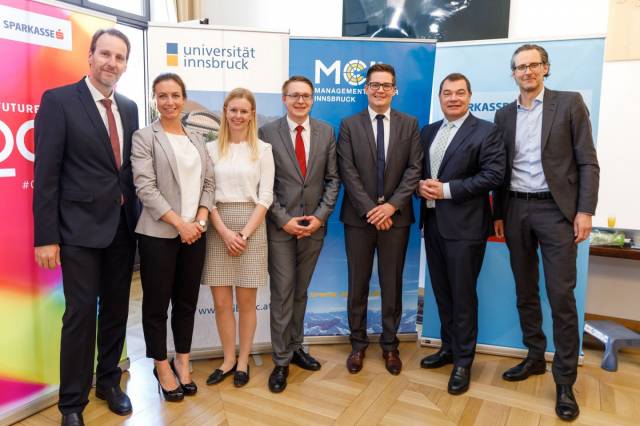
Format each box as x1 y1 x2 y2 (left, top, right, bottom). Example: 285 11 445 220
84 76 123 160
368 106 390 157
286 116 310 166
166 133 201 222
206 139 274 209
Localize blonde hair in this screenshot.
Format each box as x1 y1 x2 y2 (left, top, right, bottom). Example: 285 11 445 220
218 87 258 161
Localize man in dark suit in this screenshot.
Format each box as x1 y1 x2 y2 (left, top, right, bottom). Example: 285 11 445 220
493 44 599 421
259 76 340 393
33 29 139 426
337 64 423 375
417 73 505 395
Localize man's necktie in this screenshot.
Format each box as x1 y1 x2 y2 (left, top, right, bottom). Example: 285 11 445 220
376 114 385 201
427 122 454 208
295 125 306 178
100 99 121 170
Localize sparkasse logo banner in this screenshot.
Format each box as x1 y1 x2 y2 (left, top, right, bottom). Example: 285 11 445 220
0 4 72 51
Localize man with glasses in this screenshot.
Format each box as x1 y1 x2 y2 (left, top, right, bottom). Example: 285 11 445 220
417 73 504 395
259 76 340 393
33 29 139 426
337 63 422 375
493 44 599 421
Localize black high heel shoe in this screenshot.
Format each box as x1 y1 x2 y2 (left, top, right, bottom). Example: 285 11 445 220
234 364 250 388
152 367 184 402
207 363 236 385
170 359 198 396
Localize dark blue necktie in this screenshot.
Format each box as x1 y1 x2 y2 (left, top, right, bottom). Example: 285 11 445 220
376 114 385 200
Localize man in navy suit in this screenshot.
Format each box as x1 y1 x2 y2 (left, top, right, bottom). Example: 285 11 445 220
33 28 139 426
417 73 504 395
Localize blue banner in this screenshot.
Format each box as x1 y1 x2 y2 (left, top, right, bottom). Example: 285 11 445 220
290 38 436 336
421 37 605 354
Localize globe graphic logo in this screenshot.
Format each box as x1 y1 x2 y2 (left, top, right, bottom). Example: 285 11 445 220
343 60 367 86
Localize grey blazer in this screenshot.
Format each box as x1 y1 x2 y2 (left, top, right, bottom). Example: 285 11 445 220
493 88 600 222
259 116 340 241
337 108 423 227
132 120 215 238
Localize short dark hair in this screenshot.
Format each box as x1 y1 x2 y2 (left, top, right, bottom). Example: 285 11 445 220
90 28 131 60
282 75 314 95
511 44 550 77
366 63 396 85
439 73 472 95
152 73 187 98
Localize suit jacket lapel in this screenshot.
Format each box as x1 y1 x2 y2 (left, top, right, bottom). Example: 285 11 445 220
114 93 131 169
385 110 401 172
76 80 118 170
541 89 557 152
359 110 377 165
306 119 320 179
438 114 476 175
278 117 304 181
504 102 517 168
425 120 443 178
152 120 180 182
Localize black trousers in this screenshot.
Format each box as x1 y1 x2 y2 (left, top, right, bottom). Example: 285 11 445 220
138 234 206 360
504 197 579 385
58 209 136 415
423 209 486 368
344 224 410 352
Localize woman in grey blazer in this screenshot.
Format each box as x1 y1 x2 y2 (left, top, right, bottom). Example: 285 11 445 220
131 73 214 401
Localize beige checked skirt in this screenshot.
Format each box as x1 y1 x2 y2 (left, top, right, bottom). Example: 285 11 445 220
201 202 268 288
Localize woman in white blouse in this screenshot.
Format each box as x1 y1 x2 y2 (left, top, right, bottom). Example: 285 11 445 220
202 88 274 388
132 73 214 401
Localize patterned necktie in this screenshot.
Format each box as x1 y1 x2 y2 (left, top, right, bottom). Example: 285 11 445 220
430 122 454 179
295 125 306 178
426 122 454 208
375 114 385 200
100 98 121 170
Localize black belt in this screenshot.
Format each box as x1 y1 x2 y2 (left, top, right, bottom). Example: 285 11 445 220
509 191 553 200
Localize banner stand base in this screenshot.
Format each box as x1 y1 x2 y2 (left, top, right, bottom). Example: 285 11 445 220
419 338 584 365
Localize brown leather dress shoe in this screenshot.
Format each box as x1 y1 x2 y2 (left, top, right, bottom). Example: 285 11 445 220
383 350 402 375
346 350 365 374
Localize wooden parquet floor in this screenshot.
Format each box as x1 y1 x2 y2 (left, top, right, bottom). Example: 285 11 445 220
17 274 640 425
18 342 640 426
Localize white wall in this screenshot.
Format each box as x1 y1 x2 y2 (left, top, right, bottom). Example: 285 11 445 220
200 0 342 36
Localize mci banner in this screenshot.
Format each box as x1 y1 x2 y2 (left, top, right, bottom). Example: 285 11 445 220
147 24 288 355
289 38 436 338
420 37 605 357
0 0 114 422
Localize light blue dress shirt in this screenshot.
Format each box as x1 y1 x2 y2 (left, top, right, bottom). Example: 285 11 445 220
510 89 548 192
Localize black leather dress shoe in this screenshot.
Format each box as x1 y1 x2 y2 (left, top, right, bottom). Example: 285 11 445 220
420 349 453 369
291 349 321 371
233 365 250 388
207 363 236 385
556 384 580 420
268 365 289 393
448 366 470 395
95 385 132 415
502 358 546 382
61 412 84 426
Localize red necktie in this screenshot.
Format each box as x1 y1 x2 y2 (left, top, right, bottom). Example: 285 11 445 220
100 98 121 169
295 125 306 178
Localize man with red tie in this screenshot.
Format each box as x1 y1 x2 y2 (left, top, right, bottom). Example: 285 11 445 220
33 28 139 426
259 76 340 393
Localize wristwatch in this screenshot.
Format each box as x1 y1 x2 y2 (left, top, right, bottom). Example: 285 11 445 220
238 231 249 241
197 219 207 231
